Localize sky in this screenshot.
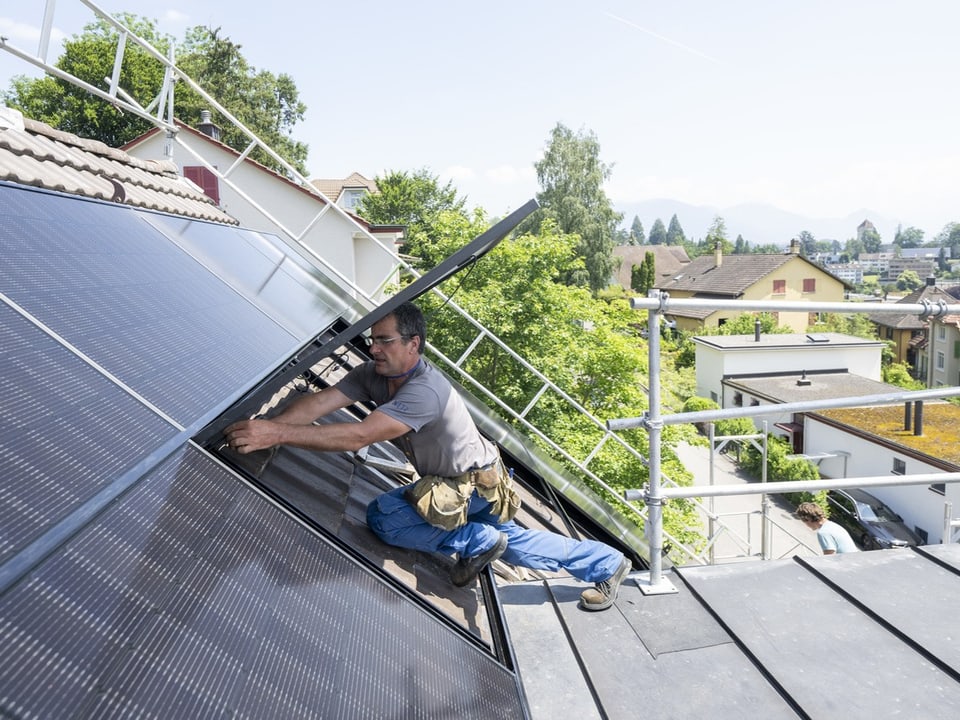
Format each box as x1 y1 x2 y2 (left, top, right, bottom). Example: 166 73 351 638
2 1 960 239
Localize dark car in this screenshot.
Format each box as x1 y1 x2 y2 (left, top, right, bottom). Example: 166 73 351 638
825 488 923 550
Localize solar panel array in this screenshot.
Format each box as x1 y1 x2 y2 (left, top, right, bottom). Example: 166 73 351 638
0 185 524 718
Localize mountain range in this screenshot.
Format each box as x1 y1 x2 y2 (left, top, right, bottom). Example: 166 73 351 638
615 198 906 248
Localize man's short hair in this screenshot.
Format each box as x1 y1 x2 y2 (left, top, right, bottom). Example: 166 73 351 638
392 301 427 355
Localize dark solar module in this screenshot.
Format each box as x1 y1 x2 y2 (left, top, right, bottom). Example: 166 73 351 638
0 304 178 565
141 214 348 339
0 187 338 426
0 446 525 719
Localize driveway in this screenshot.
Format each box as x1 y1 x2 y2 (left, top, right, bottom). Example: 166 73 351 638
675 441 821 562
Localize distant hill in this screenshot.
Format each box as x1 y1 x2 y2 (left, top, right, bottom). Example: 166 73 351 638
616 199 902 247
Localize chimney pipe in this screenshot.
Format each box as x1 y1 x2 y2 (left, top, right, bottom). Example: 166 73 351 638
904 401 912 431
914 400 923 436
198 109 221 141
714 242 722 267
754 318 761 342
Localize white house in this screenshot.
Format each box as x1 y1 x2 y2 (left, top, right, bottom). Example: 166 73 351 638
123 119 403 302
694 331 884 405
804 403 960 544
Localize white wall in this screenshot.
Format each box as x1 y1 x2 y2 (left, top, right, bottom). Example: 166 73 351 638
695 335 882 402
128 132 398 302
804 416 959 543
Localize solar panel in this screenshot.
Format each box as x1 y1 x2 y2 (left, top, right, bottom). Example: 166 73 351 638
0 187 346 426
0 303 178 567
0 446 525 718
0 183 530 717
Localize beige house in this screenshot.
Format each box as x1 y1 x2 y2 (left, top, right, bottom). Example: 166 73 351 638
654 241 850 332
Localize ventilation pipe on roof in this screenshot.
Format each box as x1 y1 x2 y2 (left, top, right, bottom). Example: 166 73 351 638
914 400 924 436
198 110 221 141
904 401 912 431
754 318 761 342
714 241 722 267
797 370 811 386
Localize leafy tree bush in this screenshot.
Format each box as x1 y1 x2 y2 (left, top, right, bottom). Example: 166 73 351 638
740 434 823 506
4 16 308 175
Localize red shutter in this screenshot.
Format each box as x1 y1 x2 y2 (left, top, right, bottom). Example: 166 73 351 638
183 166 220 205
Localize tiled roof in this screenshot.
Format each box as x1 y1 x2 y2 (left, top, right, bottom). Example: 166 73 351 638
0 106 239 225
311 172 378 202
656 253 797 296
612 244 690 287
867 284 959 329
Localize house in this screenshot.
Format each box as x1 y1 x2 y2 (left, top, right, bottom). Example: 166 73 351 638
122 119 403 301
887 255 937 282
691 326 959 543
693 331 886 448
311 171 379 213
867 276 960 374
654 240 851 332
929 309 960 387
805 401 960 544
611 243 690 291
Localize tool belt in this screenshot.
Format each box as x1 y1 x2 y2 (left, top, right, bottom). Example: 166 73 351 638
404 458 522 530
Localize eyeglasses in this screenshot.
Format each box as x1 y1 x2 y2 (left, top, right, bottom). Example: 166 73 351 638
364 335 410 348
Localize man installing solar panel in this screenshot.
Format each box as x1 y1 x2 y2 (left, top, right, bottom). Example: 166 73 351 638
225 301 631 611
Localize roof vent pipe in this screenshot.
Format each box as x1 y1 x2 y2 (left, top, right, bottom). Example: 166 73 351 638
797 370 811 386
914 400 924 436
198 109 221 141
754 318 761 342
904 401 912 431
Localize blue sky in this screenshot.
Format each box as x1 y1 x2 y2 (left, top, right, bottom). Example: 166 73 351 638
2 1 960 238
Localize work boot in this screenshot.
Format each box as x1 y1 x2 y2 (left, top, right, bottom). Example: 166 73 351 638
579 555 632 611
450 533 508 587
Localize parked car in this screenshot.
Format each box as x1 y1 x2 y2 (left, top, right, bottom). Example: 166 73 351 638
825 488 923 550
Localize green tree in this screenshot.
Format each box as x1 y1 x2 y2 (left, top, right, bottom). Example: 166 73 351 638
3 16 308 175
411 219 702 553
894 225 925 249
648 218 668 245
630 251 656 294
703 215 733 255
896 270 922 291
357 168 469 267
176 26 307 174
797 230 817 257
523 123 623 292
666 214 687 246
629 216 645 245
860 226 883 254
733 234 748 254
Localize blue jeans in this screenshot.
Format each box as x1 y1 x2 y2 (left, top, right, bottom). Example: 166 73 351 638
366 486 623 583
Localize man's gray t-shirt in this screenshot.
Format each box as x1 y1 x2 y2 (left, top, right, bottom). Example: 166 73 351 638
334 358 498 478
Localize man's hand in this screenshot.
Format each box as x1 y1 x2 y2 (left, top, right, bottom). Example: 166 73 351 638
224 418 282 454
